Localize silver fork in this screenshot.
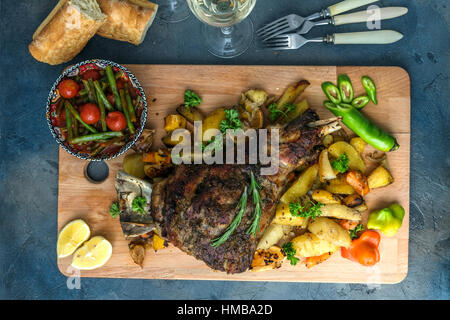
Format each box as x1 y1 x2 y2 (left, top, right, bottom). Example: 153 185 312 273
257 0 379 41
263 30 403 51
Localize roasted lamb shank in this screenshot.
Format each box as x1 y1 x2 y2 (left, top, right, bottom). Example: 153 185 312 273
148 109 338 273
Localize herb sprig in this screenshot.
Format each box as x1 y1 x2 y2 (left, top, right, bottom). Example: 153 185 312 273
289 201 323 219
219 109 242 133
211 187 248 247
109 202 120 218
131 196 147 214
282 242 299 266
331 153 349 173
350 223 364 239
246 172 262 236
268 102 296 121
184 90 202 109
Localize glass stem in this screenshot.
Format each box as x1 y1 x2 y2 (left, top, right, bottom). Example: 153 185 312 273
221 26 233 36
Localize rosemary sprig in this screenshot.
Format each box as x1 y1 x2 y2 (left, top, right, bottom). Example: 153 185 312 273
247 172 262 236
211 187 248 248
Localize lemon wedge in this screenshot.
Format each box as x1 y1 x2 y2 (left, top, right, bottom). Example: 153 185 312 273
71 236 112 270
57 219 91 258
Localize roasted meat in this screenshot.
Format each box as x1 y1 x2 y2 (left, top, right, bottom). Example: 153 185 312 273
150 109 336 273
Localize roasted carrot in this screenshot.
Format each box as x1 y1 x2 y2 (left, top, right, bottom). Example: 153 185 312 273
305 252 333 269
339 219 360 230
345 171 370 196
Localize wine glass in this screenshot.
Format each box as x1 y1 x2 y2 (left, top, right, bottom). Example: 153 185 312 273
186 0 257 58
154 0 191 23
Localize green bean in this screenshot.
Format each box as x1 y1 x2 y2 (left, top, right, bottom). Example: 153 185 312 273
56 99 64 115
64 101 97 133
82 80 96 103
105 65 123 111
94 85 107 132
70 132 123 144
65 106 73 141
124 83 136 122
324 102 399 152
119 89 135 134
72 112 78 137
93 80 114 111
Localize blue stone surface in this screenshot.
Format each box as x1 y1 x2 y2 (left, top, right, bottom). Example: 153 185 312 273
0 0 448 299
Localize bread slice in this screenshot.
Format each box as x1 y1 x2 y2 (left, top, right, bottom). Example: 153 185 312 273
96 0 158 46
29 0 106 65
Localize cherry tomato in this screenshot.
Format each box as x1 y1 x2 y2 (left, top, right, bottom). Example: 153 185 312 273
58 79 79 99
82 70 101 81
80 103 101 124
106 111 126 131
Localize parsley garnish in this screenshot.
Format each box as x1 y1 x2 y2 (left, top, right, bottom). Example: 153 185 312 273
282 242 299 266
184 90 202 109
219 109 242 133
246 172 263 236
131 196 147 214
268 102 296 121
289 201 323 218
350 223 364 239
331 153 349 173
211 187 248 247
109 202 120 218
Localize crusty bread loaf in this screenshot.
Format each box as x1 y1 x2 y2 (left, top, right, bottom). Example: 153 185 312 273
96 0 158 45
29 0 106 65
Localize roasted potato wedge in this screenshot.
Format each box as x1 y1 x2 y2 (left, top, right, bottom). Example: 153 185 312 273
308 217 352 248
354 203 369 213
342 194 364 208
368 165 394 189
257 224 285 249
350 137 366 154
202 107 226 141
123 153 146 179
241 89 268 111
328 141 366 173
319 149 337 182
250 246 285 272
277 100 309 124
311 189 342 204
291 233 339 258
164 114 187 132
153 234 166 251
177 105 204 123
319 204 362 221
280 164 319 204
272 203 305 226
324 175 355 195
276 80 310 110
162 134 186 147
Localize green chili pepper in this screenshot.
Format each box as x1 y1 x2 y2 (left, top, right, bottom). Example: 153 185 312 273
362 76 377 105
321 82 341 104
323 102 399 152
352 95 370 109
69 131 123 144
337 74 354 103
367 203 405 236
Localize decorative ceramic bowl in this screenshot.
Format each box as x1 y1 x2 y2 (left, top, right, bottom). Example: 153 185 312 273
46 59 147 161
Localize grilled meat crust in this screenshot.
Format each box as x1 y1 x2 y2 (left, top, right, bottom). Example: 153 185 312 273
151 109 323 273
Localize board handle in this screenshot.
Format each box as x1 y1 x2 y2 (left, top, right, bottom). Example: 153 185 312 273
333 30 404 44
334 7 408 26
328 0 379 16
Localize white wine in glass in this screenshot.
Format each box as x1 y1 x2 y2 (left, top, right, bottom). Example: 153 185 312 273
186 0 257 58
154 0 191 23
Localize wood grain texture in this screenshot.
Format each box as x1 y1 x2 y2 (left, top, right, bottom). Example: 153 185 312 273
58 65 410 283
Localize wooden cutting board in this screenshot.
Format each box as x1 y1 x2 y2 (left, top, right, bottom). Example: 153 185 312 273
58 65 410 283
